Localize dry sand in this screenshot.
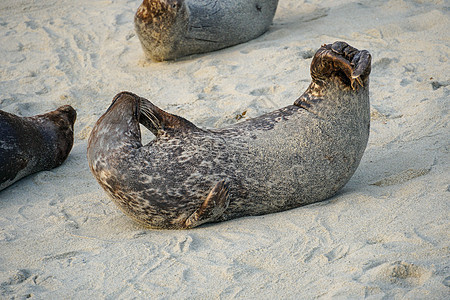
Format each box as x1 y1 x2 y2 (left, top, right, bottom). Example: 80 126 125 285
0 0 449 298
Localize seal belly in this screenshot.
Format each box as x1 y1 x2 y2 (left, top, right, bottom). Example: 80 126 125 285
185 0 278 48
219 102 369 220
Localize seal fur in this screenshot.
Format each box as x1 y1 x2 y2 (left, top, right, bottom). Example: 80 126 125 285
87 41 371 229
0 106 76 191
134 0 279 61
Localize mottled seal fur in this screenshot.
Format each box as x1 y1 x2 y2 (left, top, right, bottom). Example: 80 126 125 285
0 106 76 191
87 41 371 229
134 0 279 61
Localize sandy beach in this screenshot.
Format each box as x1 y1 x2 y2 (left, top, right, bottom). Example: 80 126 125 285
0 0 449 298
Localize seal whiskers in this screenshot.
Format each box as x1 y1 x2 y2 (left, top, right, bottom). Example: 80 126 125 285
88 41 372 229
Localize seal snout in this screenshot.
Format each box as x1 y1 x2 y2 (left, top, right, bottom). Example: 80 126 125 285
50 106 77 168
56 105 77 126
136 0 181 21
136 0 151 20
43 105 76 131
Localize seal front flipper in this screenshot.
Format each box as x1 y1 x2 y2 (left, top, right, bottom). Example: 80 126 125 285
139 96 199 136
184 180 231 229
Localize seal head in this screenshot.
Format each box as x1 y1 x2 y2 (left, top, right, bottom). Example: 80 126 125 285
0 105 76 191
135 0 188 61
38 105 77 167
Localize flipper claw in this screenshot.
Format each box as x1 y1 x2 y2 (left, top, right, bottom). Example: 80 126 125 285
184 180 230 229
310 41 371 90
139 96 200 137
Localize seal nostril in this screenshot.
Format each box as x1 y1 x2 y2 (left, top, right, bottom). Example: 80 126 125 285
256 4 262 12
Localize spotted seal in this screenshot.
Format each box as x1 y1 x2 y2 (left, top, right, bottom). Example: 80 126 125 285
87 41 371 229
134 0 279 61
0 105 76 191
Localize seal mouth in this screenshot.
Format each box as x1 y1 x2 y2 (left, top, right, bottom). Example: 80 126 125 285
56 105 77 126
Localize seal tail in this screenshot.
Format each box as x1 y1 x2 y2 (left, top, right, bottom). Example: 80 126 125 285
139 96 199 136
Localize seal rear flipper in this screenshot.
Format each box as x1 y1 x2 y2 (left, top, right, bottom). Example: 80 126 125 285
139 97 200 136
184 180 231 229
294 41 371 108
309 41 371 89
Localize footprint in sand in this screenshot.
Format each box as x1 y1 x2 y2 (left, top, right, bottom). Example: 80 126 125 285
384 261 432 286
443 276 450 288
42 251 80 262
361 261 432 287
431 80 449 90
249 86 279 96
372 57 397 70
299 48 315 59
324 245 349 262
0 269 32 295
167 234 195 255
371 168 431 187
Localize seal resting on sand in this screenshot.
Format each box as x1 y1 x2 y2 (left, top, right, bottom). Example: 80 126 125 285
134 0 279 61
87 41 371 229
0 106 76 191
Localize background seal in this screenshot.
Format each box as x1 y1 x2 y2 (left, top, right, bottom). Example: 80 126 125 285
134 0 279 61
87 41 371 229
0 105 77 191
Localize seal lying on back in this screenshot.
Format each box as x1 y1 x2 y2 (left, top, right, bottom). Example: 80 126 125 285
0 106 76 191
134 0 279 61
87 42 371 229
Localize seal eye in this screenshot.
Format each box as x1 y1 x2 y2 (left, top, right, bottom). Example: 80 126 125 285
172 4 177 9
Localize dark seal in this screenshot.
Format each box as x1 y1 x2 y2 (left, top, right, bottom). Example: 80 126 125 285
87 42 371 229
0 105 76 191
134 0 279 61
